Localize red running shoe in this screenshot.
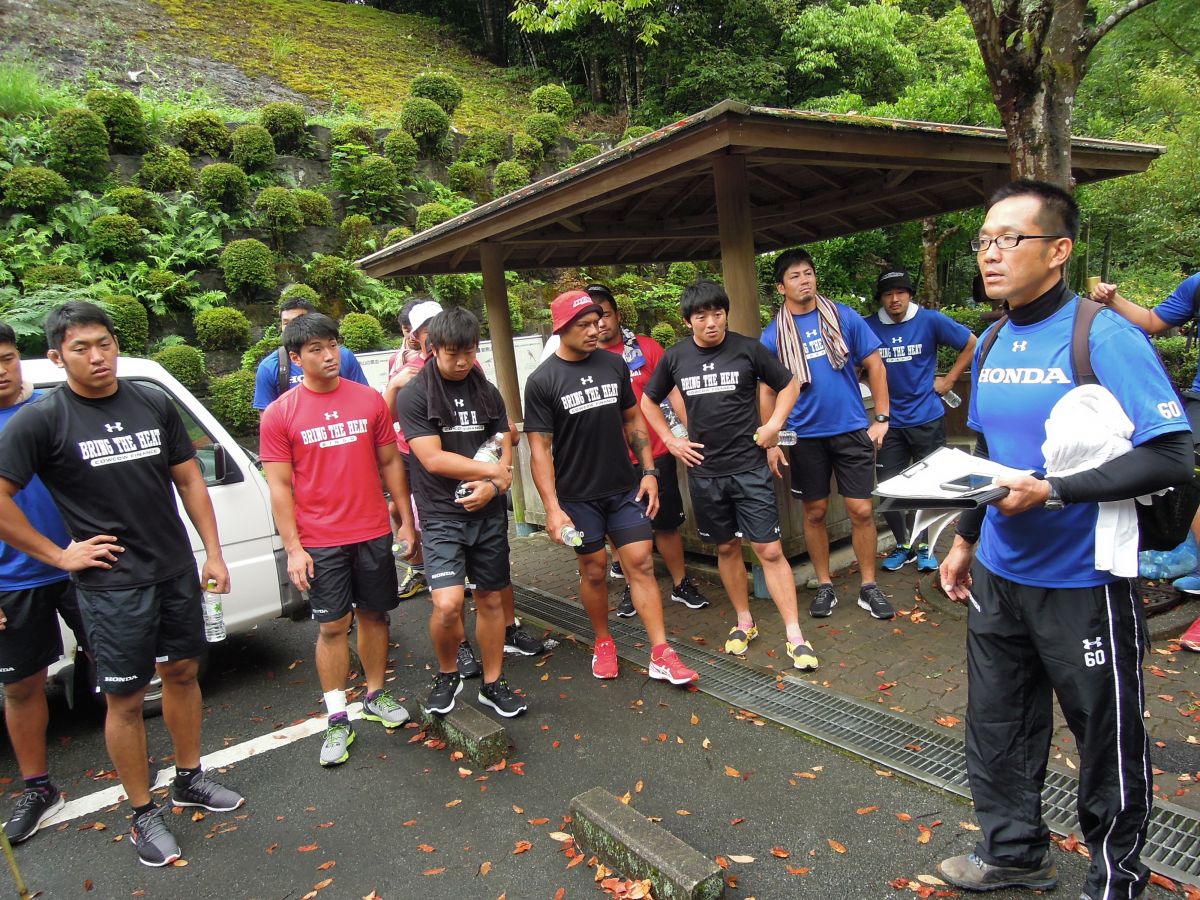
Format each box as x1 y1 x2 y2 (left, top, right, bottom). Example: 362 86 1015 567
649 646 698 685
1180 615 1200 652
592 636 618 679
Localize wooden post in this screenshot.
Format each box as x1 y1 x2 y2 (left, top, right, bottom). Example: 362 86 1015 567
713 154 761 338
479 243 529 531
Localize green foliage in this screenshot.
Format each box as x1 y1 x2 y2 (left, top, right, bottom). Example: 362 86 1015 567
382 128 419 180
525 113 562 150
616 295 638 331
198 162 250 211
153 344 207 392
330 121 376 150
138 145 195 192
1152 335 1197 393
511 131 544 168
330 144 403 217
102 186 157 226
1 166 70 215
98 294 149 353
340 213 377 258
88 214 142 259
230 124 276 171
21 264 83 291
194 306 252 351
241 330 279 370
47 108 110 187
84 89 147 152
941 305 986 335
621 125 653 143
530 84 573 120
666 261 698 285
173 109 232 157
338 311 386 351
411 72 464 116
305 254 361 303
512 1 665 48
0 57 72 120
492 160 530 195
399 97 450 154
289 189 332 226
415 201 454 231
447 160 484 196
432 273 480 304
458 128 508 166
257 102 307 153
219 238 276 296
280 283 321 306
650 321 676 347
564 143 600 167
253 186 304 238
207 368 259 433
383 225 413 245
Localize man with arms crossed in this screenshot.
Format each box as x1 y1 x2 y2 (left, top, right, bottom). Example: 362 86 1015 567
938 181 1191 898
641 280 817 670
525 291 698 685
0 302 244 867
260 313 418 768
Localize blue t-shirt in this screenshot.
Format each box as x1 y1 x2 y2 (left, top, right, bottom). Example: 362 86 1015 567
968 298 1189 588
760 303 881 438
1151 272 1200 391
0 391 71 590
252 346 369 410
865 306 972 428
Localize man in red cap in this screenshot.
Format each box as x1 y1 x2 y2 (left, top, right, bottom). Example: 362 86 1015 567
524 291 698 685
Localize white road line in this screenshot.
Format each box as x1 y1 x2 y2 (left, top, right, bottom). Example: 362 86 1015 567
39 704 365 830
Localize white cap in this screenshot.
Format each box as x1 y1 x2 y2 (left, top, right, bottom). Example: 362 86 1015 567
408 300 443 335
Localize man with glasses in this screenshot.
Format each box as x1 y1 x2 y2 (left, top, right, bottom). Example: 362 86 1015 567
936 180 1191 898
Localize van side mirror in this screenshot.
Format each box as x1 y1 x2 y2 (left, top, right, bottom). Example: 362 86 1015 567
212 444 229 483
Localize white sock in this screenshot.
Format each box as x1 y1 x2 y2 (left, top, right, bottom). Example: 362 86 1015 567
323 690 347 717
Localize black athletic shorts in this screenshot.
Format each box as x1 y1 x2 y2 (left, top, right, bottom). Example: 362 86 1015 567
787 429 876 500
1183 393 1200 445
421 514 510 591
651 453 685 532
0 580 84 684
307 534 399 623
875 417 947 482
687 465 781 545
75 569 206 695
561 488 654 555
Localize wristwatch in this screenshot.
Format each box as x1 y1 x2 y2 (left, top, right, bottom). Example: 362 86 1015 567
641 467 660 478
874 413 890 423
1044 479 1065 510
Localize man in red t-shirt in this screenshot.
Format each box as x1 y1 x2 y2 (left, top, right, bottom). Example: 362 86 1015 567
588 285 712 617
260 313 417 768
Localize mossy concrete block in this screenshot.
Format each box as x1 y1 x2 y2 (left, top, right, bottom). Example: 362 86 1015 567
569 787 724 900
420 700 511 768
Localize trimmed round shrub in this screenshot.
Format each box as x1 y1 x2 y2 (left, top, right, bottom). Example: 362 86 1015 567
230 124 276 171
565 143 600 167
525 113 562 150
340 213 376 258
650 322 677 348
621 125 654 143
399 97 450 154
280 283 320 306
103 186 157 226
208 369 259 432
198 162 250 211
241 333 278 371
89 214 142 259
304 255 360 303
382 129 419 180
253 186 304 236
99 294 149 353
138 145 194 192
338 312 386 352
667 261 699 285
511 132 544 168
410 72 463 116
458 128 508 166
258 102 306 153
530 84 573 120
153 345 206 393
173 110 231 157
293 189 334 226
447 160 484 196
383 225 412 245
21 264 83 292
492 160 530 195
84 89 147 152
194 306 252 351
347 154 401 212
219 239 276 296
329 121 376 150
2 166 70 214
47 108 110 187
144 268 196 304
415 201 454 231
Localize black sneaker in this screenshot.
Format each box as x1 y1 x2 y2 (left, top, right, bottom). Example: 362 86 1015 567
809 584 838 618
608 560 624 580
858 584 896 620
504 623 545 656
426 671 462 715
4 786 64 844
615 585 636 618
457 641 481 678
170 771 245 812
670 577 710 610
477 678 528 718
130 805 180 867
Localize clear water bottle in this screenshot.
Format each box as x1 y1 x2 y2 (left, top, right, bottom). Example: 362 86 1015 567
202 579 226 643
661 402 688 439
942 390 962 409
391 540 410 558
754 429 798 446
559 525 583 547
455 432 505 500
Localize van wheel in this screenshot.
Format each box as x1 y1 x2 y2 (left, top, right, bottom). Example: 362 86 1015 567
85 649 210 719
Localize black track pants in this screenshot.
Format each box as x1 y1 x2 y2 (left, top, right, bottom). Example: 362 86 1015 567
965 564 1151 900
875 417 946 546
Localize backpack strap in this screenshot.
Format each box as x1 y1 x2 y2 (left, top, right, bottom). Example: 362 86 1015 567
277 345 290 397
976 314 1009 367
1070 297 1103 387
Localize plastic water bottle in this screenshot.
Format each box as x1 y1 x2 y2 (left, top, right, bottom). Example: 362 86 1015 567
202 580 226 643
942 390 962 409
559 525 583 547
391 540 410 558
455 432 505 500
754 430 798 446
662 402 688 439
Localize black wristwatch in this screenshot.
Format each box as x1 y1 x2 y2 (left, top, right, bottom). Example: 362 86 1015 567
874 413 890 423
641 467 660 478
1044 479 1064 511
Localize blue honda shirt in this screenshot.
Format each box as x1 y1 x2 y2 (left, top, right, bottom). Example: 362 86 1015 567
1150 272 1200 391
865 305 972 428
252 345 369 410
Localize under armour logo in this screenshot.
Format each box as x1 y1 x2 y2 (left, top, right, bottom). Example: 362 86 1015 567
324 411 339 421
580 376 593 384
804 329 819 339
702 363 715 371
891 336 905 344
453 398 465 407
1012 340 1028 352
1082 636 1103 651
104 422 123 433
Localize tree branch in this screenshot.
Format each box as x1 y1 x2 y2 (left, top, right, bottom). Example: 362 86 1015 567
1082 0 1161 53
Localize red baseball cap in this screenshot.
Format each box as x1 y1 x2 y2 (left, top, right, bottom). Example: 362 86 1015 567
550 290 602 334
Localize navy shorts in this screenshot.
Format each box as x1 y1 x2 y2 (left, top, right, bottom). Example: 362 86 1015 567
306 534 399 623
561 488 653 555
421 515 509 592
0 580 84 684
687 465 781 545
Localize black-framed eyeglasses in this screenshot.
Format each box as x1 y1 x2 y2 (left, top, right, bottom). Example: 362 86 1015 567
971 234 1068 252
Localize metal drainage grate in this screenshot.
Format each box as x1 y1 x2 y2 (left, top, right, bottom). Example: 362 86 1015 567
513 582 1200 885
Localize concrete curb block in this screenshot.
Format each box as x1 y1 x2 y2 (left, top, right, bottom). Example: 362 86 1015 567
419 702 511 768
569 787 724 900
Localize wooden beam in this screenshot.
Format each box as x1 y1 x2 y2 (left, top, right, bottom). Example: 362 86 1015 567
557 216 584 233
713 155 761 338
449 246 470 268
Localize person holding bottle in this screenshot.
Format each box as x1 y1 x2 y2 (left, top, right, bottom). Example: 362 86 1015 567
865 269 976 573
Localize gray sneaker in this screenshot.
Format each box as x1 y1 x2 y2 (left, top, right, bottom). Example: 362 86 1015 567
319 718 355 767
362 690 411 728
938 852 1058 892
170 771 245 812
130 805 180 867
858 584 896 620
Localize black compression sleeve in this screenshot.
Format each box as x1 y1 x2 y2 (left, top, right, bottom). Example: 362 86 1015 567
1051 429 1194 504
954 432 989 545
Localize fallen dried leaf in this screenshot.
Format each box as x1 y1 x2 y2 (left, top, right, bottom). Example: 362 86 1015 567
771 847 790 858
298 843 319 852
528 817 550 826
422 868 446 876
827 838 847 853
1149 872 1178 892
917 874 947 886
317 860 336 871
918 824 933 844
856 806 879 815
417 844 435 853
725 766 741 778
896 813 913 822
513 840 532 854
445 799 462 808
959 821 980 831
690 714 699 725
549 832 571 842
478 860 492 877
728 854 755 863
715 856 729 869
787 865 811 875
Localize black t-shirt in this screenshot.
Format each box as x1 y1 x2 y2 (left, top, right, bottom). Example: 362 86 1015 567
523 350 638 502
0 381 197 588
644 332 794 477
398 369 510 521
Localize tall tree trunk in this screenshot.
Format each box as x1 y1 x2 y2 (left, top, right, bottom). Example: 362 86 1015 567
588 55 604 102
476 0 511 65
918 217 960 309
